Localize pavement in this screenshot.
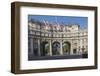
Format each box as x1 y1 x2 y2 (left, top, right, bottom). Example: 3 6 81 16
28 54 88 61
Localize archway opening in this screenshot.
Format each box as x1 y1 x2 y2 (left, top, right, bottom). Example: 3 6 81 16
41 41 49 56
52 41 60 55
63 41 71 55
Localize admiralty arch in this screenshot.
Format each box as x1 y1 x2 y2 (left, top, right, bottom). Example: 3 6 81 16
28 20 88 57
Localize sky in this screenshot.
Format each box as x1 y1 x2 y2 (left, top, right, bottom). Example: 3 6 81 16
28 15 88 29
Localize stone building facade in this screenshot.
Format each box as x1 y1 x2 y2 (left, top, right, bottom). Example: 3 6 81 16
28 20 88 57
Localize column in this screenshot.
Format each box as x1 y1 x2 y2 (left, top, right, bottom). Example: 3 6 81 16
70 39 73 55
60 40 63 55
80 39 82 54
77 39 79 54
38 39 41 56
49 40 52 56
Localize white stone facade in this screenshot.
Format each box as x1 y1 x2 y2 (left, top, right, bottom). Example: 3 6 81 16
28 21 88 56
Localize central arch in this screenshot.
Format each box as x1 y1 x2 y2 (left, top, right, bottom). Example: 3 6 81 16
63 41 71 55
52 41 60 55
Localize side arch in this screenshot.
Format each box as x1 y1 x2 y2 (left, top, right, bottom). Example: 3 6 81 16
63 41 71 55
40 41 50 56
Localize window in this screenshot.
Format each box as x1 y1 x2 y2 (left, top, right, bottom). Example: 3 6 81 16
73 49 77 54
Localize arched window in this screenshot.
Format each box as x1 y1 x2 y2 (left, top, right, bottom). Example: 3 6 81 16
52 41 60 55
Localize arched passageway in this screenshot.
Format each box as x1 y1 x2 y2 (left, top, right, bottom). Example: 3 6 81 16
63 41 71 55
52 41 60 55
41 41 49 56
